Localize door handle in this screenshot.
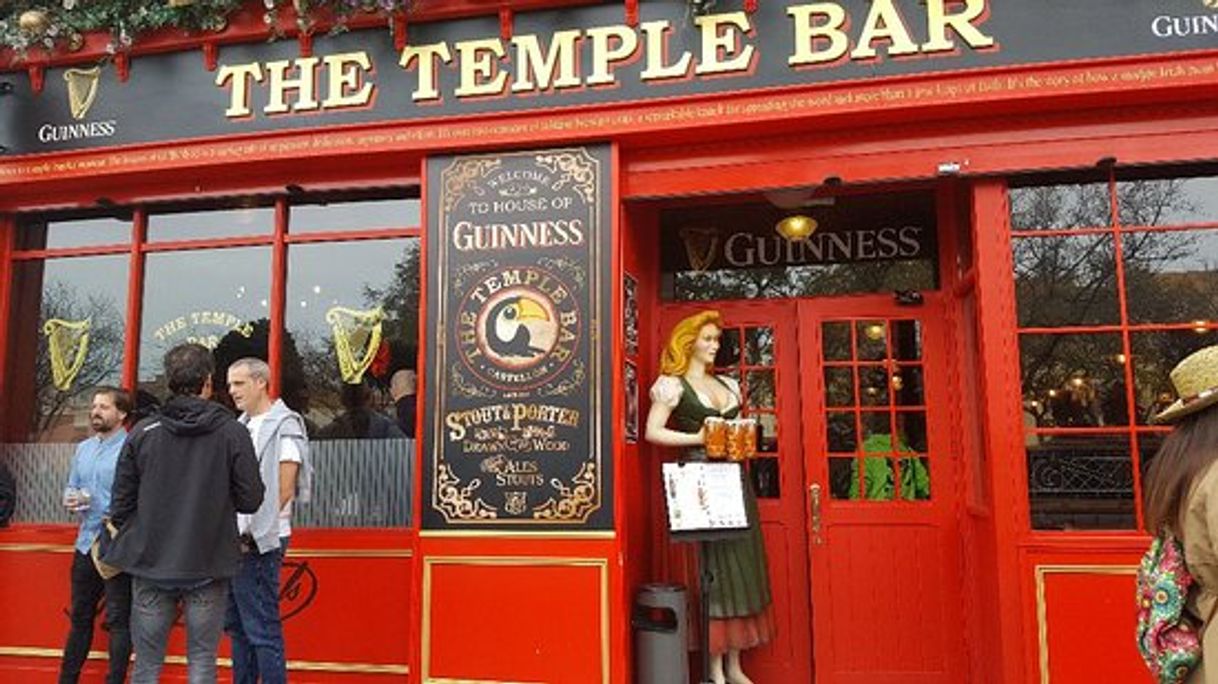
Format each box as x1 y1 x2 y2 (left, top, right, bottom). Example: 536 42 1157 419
809 483 823 546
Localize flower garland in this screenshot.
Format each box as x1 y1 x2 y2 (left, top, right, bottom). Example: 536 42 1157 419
0 0 411 59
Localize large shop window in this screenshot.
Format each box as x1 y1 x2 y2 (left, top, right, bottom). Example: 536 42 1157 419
659 188 938 301
1 191 421 529
1012 165 1218 531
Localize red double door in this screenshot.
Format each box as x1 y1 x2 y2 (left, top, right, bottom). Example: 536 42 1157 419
660 295 965 684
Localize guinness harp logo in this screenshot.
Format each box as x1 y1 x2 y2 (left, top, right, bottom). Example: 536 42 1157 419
44 318 91 391
1205 0 1218 8
679 226 720 272
326 306 384 385
64 67 102 121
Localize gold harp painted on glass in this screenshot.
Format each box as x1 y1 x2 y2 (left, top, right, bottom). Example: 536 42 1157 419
44 318 91 391
679 226 720 273
64 67 101 121
326 306 384 384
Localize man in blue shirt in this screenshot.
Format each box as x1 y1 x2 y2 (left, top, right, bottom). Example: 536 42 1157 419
58 386 133 684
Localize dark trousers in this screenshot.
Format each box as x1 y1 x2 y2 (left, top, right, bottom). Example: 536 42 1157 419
225 538 287 684
59 551 132 684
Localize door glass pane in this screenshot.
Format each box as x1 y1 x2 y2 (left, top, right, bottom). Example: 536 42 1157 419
824 367 854 407
897 411 929 453
756 412 778 453
859 366 890 406
746 370 775 410
750 456 780 499
821 322 851 361
856 321 888 360
829 457 854 500
745 327 774 365
137 247 271 400
283 239 420 528
1116 174 1218 227
715 327 741 368
891 320 923 361
1131 331 1218 425
1009 181 1111 231
826 411 857 452
893 365 925 406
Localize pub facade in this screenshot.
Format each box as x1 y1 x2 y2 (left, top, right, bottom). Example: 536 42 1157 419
2 1 1218 682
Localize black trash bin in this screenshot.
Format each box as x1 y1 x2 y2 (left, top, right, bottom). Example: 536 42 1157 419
633 583 689 684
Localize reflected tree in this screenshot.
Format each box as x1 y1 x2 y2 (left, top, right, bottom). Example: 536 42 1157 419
1014 179 1211 424
33 281 124 439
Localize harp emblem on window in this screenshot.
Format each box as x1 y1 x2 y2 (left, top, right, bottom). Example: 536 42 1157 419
64 67 102 121
44 318 91 391
326 306 384 385
678 226 720 273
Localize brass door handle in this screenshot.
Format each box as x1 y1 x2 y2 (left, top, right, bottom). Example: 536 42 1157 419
810 483 823 545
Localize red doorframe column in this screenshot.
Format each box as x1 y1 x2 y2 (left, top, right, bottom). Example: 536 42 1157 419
969 178 1029 684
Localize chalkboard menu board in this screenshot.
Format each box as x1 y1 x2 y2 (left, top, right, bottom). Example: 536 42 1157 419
423 145 613 530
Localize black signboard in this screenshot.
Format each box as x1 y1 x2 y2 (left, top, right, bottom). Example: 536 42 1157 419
5 0 1218 157
423 145 613 530
660 190 937 274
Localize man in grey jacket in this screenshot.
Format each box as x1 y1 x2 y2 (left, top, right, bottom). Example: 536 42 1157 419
224 357 312 684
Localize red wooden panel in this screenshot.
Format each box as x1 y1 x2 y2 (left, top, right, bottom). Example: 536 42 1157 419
0 546 412 679
424 558 606 683
1039 568 1144 684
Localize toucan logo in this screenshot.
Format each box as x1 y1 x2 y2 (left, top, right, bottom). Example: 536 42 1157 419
456 266 580 390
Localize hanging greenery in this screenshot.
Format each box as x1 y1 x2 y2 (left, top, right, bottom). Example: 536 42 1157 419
0 1 411 60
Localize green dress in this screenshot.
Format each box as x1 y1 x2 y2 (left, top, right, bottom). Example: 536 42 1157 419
668 376 773 622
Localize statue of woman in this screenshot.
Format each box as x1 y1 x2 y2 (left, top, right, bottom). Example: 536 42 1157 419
645 310 774 684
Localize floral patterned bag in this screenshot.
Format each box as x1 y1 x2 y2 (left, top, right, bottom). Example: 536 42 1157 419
1137 533 1210 684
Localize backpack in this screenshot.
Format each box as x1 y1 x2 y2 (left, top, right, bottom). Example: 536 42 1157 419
1136 532 1215 683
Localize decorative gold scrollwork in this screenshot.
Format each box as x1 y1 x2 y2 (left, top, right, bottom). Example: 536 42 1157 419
534 462 598 521
325 306 384 385
435 464 498 520
442 158 502 213
43 318 91 391
534 150 598 204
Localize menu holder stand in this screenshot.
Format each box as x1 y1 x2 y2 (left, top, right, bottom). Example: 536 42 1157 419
661 461 754 684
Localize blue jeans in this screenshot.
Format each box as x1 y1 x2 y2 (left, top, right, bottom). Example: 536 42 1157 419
225 538 287 684
130 576 229 684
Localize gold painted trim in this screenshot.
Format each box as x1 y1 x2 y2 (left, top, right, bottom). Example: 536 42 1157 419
419 530 615 540
0 544 412 559
0 647 408 675
0 543 76 553
285 549 414 558
1034 564 1138 684
422 556 610 684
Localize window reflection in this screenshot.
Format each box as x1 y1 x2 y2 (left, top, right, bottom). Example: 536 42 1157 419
1131 331 1218 425
1013 234 1120 327
1027 434 1136 530
1117 174 1218 227
283 239 420 528
290 196 420 233
1009 182 1111 231
137 247 270 401
3 256 128 443
1123 228 1218 324
147 204 274 242
17 215 131 251
1020 333 1128 428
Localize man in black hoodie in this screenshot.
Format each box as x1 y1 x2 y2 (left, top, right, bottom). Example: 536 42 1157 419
106 343 264 684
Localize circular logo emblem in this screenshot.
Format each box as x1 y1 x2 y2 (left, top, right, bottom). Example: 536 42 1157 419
457 267 580 389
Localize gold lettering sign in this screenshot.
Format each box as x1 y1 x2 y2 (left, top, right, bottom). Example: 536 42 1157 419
326 305 384 385
44 318 90 391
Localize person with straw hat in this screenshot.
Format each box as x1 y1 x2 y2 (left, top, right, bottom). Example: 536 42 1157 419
1145 345 1218 683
